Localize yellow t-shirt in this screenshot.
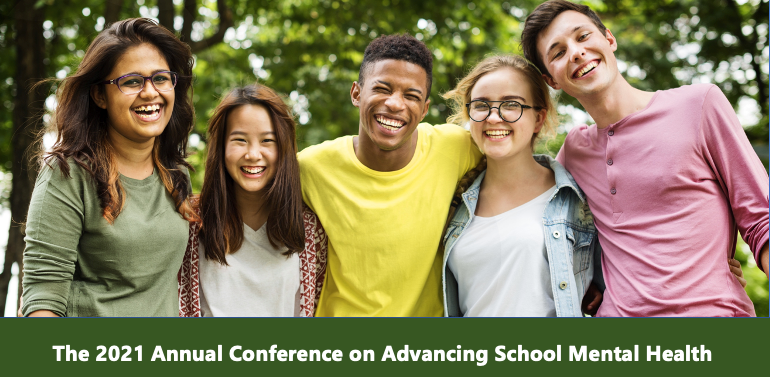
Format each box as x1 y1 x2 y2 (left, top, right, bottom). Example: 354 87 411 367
299 123 481 316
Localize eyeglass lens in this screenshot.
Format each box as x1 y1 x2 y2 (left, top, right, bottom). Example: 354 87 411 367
468 101 523 122
117 72 177 94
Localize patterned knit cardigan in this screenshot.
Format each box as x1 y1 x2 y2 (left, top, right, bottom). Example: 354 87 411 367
178 208 328 317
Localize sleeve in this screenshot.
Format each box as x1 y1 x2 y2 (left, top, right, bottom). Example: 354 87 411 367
178 218 201 317
699 85 769 270
21 164 84 316
555 142 567 167
298 207 327 317
454 125 482 177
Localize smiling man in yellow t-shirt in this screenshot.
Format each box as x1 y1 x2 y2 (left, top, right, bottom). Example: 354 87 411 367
299 34 481 316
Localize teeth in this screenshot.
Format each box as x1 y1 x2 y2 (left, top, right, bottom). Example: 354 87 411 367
576 61 598 78
484 130 511 139
241 166 265 174
134 104 161 112
376 116 405 130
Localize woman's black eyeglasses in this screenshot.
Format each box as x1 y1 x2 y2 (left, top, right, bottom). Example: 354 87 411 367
465 100 540 123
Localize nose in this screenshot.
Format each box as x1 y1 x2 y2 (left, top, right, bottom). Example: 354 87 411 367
246 143 262 161
486 108 504 124
139 77 160 98
570 42 586 63
384 93 406 111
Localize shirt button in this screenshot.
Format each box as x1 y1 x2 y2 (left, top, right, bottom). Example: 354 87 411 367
607 159 613 166
559 281 568 289
552 231 561 239
608 130 614 136
610 188 617 195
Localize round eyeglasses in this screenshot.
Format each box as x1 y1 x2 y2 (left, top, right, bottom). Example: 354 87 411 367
96 71 178 95
465 100 539 123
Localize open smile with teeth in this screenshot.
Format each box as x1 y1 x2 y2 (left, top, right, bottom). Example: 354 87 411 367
133 104 162 120
574 61 598 78
485 129 511 139
375 115 406 131
241 166 266 175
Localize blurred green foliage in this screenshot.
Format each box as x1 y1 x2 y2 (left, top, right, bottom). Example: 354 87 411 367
1 0 767 309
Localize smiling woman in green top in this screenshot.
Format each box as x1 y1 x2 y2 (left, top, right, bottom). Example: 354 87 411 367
21 18 196 317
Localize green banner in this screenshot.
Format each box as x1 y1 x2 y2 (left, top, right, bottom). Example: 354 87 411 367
0 318 765 376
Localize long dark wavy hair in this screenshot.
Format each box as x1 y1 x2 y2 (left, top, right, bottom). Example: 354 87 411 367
43 18 196 223
198 84 304 264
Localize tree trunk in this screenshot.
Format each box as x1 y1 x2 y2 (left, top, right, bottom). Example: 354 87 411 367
104 0 124 26
0 0 47 317
157 0 176 32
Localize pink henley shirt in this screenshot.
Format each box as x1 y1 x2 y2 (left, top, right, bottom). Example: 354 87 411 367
557 84 768 317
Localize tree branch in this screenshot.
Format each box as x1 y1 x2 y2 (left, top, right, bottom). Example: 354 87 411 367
188 0 233 53
181 0 196 43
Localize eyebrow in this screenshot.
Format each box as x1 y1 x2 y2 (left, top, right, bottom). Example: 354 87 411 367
546 25 585 56
374 80 423 96
122 69 171 76
471 95 527 103
229 131 275 137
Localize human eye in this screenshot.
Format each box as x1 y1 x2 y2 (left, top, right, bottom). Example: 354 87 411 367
472 101 490 111
262 138 275 143
153 74 170 83
502 101 521 111
578 32 591 41
119 75 143 88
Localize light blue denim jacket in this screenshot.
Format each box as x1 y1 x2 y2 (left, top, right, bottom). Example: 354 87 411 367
442 155 604 317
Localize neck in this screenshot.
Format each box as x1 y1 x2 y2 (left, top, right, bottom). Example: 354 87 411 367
484 151 547 189
353 128 419 172
235 186 269 232
108 128 156 179
575 76 655 129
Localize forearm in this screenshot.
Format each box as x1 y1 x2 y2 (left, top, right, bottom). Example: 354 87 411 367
760 244 768 277
28 310 60 317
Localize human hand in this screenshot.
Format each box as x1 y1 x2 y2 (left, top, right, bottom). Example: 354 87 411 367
728 258 746 288
581 282 602 316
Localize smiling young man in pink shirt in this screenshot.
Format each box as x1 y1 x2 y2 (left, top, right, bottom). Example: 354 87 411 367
521 0 768 316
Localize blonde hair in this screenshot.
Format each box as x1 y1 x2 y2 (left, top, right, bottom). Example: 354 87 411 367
443 54 557 148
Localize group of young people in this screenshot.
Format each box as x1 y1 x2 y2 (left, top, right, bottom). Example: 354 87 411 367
20 0 768 318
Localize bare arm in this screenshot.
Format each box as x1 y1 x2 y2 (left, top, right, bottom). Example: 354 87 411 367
760 244 769 278
28 310 60 317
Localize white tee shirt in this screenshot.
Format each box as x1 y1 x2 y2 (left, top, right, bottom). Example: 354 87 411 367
448 185 557 317
199 223 300 317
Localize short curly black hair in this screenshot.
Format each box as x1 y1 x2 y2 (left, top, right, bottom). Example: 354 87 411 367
358 33 433 95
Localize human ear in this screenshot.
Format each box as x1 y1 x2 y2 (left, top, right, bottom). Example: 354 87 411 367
543 74 561 90
533 108 547 133
90 85 108 109
420 98 431 120
605 29 618 52
350 82 361 107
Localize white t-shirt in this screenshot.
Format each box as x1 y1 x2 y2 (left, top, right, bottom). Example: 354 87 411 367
448 185 557 317
199 223 300 317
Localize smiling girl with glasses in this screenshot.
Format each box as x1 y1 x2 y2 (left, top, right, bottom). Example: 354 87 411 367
21 18 196 317
441 54 604 317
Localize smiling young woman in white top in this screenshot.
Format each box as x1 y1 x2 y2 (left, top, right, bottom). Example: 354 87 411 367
178 84 326 317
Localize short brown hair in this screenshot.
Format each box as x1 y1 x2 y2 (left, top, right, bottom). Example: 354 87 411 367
521 0 607 77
